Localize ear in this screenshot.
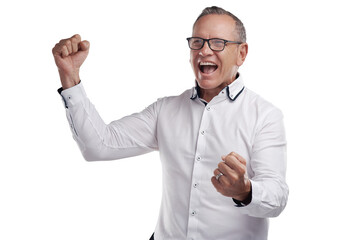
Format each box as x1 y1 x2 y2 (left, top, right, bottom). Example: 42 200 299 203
236 43 248 67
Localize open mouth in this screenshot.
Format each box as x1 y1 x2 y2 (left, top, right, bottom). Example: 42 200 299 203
199 62 218 74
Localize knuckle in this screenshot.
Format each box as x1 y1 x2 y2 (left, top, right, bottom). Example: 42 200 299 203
223 181 230 188
227 176 235 185
233 174 240 182
230 173 240 183
239 165 246 174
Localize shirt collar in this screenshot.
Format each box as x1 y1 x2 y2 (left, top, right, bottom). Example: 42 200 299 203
190 73 245 101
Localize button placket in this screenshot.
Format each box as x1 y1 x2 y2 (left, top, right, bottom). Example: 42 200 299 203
186 105 211 237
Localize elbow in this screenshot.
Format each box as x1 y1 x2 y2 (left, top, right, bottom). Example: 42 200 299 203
83 153 100 162
259 195 288 218
72 135 107 161
268 186 289 218
249 179 289 218
268 204 287 218
81 144 109 162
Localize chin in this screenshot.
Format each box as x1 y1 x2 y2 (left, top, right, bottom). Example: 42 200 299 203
196 78 221 90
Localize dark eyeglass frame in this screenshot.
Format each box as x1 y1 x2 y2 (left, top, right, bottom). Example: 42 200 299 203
186 37 243 51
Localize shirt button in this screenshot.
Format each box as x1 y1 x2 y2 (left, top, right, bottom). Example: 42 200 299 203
201 130 205 135
206 106 211 111
193 183 198 188
191 210 197 216
196 156 201 161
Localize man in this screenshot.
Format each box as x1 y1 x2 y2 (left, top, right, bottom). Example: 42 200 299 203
53 6 288 240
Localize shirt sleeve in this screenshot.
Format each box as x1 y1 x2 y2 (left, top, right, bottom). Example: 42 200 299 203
59 83 159 161
238 107 289 218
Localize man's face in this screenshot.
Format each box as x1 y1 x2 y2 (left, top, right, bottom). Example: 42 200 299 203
190 14 247 91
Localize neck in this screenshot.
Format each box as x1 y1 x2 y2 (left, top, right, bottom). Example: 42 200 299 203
198 73 239 102
199 85 226 102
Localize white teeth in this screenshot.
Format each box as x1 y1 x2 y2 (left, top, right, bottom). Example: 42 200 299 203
200 62 217 66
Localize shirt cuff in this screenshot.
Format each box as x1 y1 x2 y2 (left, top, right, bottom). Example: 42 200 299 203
58 81 87 108
57 80 81 95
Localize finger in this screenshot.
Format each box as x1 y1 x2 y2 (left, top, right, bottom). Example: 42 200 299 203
213 169 223 181
224 156 246 176
223 153 247 175
71 34 81 41
61 44 69 57
228 152 246 164
211 176 223 192
53 38 68 56
64 39 73 55
57 39 72 57
71 36 79 53
219 162 242 185
214 167 231 186
218 161 235 177
52 43 61 56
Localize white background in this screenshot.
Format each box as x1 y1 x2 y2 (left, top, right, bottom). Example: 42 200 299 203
1 0 359 239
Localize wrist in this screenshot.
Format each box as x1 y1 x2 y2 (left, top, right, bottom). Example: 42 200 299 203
233 181 252 206
233 180 252 201
58 70 80 89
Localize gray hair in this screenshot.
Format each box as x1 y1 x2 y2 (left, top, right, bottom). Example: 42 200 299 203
193 6 247 43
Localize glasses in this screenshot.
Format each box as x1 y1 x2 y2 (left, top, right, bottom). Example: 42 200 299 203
186 37 242 51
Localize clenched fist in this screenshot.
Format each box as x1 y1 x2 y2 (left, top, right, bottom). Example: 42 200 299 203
211 152 251 202
52 34 90 89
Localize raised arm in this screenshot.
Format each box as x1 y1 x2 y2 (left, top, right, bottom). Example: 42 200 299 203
53 35 159 161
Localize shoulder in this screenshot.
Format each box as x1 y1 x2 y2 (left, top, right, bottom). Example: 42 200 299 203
241 87 284 121
147 88 193 114
156 88 193 105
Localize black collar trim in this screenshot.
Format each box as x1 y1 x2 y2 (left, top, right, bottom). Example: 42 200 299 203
226 85 245 101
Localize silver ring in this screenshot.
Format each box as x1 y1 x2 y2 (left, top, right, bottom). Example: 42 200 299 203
215 172 224 181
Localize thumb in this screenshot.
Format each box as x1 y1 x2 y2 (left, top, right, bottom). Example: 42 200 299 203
79 40 90 51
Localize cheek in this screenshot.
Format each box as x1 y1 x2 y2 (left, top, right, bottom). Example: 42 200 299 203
190 54 197 70
219 53 237 71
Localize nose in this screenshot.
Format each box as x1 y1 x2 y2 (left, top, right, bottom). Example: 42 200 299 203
199 40 213 56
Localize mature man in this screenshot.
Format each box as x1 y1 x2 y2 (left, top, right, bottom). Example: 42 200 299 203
53 6 288 240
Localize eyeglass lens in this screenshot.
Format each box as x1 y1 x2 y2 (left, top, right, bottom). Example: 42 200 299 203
189 38 225 51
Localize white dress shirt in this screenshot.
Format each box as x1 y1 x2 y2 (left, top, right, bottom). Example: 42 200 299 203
59 75 288 240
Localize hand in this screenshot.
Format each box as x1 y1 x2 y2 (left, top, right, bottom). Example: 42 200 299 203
52 34 90 89
211 152 251 201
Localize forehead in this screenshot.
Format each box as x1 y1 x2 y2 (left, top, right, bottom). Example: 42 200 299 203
193 14 237 39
